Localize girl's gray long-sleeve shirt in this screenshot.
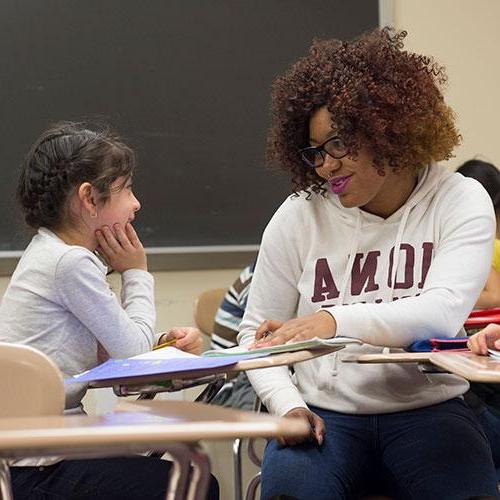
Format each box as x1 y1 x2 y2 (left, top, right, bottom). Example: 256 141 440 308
0 228 156 412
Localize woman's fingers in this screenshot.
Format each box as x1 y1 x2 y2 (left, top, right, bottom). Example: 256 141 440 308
254 321 304 347
278 408 325 447
255 320 283 340
308 412 326 446
253 313 336 349
468 324 500 355
477 333 489 355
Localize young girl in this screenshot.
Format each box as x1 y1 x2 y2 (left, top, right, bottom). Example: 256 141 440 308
238 28 498 498
0 122 217 499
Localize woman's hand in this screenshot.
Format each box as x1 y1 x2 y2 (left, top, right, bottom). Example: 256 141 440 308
467 324 500 355
279 407 325 446
96 223 147 273
159 327 203 355
251 311 336 349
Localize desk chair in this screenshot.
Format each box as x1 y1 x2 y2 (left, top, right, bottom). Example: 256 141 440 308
0 342 66 499
194 288 254 500
193 288 227 338
0 342 211 500
0 342 65 419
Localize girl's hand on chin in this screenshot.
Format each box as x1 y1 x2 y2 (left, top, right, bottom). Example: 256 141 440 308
95 223 147 273
251 311 337 349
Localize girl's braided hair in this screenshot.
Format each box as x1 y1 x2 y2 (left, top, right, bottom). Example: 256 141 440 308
17 121 135 230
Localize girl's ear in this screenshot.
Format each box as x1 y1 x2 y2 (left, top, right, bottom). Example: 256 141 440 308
78 182 98 218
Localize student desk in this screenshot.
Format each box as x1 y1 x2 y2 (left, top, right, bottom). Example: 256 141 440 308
430 351 500 382
89 346 341 400
347 351 500 383
0 399 309 500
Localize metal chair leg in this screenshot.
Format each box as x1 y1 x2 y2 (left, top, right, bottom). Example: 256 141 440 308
194 377 227 403
245 472 261 500
163 444 192 500
233 438 243 500
186 445 211 500
0 460 13 500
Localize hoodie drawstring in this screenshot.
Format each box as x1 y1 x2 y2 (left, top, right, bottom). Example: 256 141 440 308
339 211 362 304
389 204 412 300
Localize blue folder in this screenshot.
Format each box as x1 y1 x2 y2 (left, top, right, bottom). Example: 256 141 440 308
65 354 263 385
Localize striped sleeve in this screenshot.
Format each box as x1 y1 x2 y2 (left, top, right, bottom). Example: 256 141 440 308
211 263 255 350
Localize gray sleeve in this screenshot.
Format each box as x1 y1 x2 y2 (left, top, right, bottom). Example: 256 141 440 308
55 251 156 358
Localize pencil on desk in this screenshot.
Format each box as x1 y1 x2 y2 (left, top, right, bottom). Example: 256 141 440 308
153 338 177 350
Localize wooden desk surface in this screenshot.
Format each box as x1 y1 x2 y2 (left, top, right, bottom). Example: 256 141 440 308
430 351 500 382
345 350 500 383
90 346 341 389
344 352 432 364
0 400 309 459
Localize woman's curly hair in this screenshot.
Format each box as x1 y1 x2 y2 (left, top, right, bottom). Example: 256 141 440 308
266 27 461 194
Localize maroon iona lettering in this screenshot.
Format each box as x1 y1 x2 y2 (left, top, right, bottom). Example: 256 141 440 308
418 242 434 288
351 251 380 296
387 244 415 289
311 258 339 303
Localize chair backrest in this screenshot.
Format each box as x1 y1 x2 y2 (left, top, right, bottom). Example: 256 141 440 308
0 342 65 418
193 288 227 336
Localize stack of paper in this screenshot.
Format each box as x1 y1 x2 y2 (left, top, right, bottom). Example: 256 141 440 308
488 349 500 359
131 346 198 360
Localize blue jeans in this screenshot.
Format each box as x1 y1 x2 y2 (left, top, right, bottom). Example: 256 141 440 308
261 399 498 500
10 456 219 499
478 406 500 480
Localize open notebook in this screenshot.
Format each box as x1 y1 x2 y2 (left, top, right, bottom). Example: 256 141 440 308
202 336 362 357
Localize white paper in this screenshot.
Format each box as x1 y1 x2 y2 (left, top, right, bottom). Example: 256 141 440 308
131 346 199 360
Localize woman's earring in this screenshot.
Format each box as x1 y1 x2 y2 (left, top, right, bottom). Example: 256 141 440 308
90 211 98 219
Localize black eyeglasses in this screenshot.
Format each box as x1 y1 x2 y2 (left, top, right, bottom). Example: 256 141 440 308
298 136 349 168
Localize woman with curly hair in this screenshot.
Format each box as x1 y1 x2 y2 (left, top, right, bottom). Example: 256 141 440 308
238 28 498 498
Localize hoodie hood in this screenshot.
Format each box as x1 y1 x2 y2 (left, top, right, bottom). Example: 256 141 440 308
327 165 450 303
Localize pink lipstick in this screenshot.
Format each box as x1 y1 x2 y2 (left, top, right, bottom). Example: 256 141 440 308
329 175 352 195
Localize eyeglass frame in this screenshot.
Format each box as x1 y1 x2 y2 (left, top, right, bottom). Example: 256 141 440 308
298 136 349 169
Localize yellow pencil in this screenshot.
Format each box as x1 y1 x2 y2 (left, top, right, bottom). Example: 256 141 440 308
153 338 177 350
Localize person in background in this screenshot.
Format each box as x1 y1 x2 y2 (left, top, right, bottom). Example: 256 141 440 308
457 160 500 473
238 28 498 498
210 263 256 411
467 324 500 478
0 121 217 500
457 159 500 309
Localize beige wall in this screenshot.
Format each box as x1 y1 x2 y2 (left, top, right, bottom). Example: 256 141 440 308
393 0 500 169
